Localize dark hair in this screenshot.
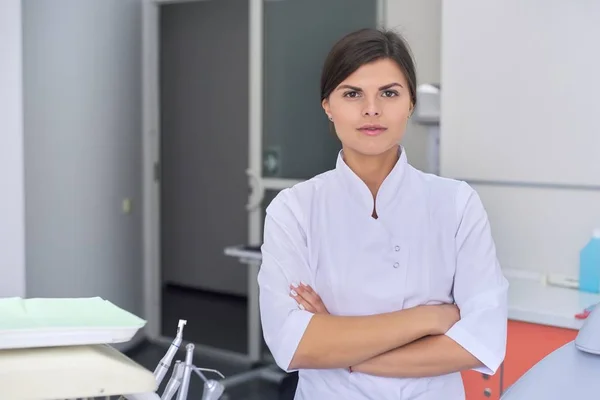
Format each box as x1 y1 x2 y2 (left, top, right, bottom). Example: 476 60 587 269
320 28 417 108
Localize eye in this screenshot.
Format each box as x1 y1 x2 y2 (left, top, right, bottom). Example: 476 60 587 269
343 90 361 98
382 90 399 97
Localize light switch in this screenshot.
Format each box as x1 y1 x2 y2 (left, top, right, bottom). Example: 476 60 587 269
122 198 132 214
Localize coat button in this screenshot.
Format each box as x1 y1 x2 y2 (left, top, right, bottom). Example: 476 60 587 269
394 245 400 252
393 262 399 268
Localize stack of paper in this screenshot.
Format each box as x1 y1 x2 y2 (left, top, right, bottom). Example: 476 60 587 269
0 297 146 350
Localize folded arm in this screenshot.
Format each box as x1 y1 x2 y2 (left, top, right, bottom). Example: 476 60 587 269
352 335 482 377
287 306 443 370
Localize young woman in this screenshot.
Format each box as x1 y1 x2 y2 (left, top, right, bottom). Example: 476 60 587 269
257 28 508 399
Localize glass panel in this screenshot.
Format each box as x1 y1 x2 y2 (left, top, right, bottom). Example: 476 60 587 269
263 0 378 180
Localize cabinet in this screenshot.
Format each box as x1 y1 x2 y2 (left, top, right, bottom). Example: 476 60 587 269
461 319 578 399
461 367 501 400
441 0 600 187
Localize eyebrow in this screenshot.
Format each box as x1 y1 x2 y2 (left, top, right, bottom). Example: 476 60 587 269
337 82 404 91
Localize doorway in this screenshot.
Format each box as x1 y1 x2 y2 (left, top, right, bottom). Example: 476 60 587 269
159 0 251 356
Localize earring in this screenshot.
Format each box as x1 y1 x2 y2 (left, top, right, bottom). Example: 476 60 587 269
328 115 333 121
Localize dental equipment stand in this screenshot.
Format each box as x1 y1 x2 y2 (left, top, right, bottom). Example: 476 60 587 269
124 319 227 400
219 245 287 388
500 304 600 399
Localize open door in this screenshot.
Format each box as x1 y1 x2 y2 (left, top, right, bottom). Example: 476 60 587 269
142 0 250 346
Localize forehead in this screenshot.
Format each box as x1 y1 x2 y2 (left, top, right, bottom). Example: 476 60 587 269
340 58 407 88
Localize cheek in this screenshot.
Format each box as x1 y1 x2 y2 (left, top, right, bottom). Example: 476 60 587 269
384 102 410 124
389 112 409 128
330 104 360 125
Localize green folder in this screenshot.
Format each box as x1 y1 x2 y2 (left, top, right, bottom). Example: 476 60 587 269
0 297 146 330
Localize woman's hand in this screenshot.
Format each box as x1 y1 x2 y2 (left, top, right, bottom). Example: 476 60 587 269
290 282 330 314
423 303 461 335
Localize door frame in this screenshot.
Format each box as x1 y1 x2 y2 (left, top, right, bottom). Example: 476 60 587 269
142 0 162 342
142 0 387 345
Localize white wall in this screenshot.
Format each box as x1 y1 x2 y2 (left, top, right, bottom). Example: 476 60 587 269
22 0 144 318
385 0 441 173
472 184 600 275
0 0 26 298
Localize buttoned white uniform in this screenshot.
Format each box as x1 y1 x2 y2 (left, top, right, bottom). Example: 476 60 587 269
258 148 509 399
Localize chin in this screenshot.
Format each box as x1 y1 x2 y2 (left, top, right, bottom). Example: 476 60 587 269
348 144 398 157
345 138 400 157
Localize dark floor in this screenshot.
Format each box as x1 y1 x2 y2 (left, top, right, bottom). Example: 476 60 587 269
161 284 262 354
125 285 281 400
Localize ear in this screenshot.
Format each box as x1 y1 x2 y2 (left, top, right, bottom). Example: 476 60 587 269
322 98 332 120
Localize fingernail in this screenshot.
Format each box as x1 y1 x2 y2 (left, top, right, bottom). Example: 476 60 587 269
290 290 297 296
298 304 305 310
300 280 308 286
291 282 299 288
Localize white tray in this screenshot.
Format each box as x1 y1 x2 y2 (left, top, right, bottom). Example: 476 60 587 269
0 344 157 399
0 297 146 350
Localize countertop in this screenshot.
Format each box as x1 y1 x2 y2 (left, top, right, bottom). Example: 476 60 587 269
505 268 600 330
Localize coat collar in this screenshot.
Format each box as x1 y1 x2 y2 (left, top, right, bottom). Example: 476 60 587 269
335 146 408 218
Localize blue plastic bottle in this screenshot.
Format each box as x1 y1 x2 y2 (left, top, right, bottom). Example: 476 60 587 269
579 229 600 293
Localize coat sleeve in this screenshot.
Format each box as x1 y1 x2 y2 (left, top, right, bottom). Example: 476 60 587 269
444 182 509 375
257 189 315 372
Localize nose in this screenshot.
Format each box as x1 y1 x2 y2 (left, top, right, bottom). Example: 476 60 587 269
362 97 381 117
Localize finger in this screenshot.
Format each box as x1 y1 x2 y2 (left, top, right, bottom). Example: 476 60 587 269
296 285 323 306
294 288 328 314
290 283 326 312
292 286 318 309
289 290 315 312
289 287 311 308
300 283 324 304
294 281 314 294
300 282 315 293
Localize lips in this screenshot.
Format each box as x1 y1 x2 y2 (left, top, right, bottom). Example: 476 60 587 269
358 125 387 136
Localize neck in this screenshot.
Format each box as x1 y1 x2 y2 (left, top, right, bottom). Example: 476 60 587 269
342 145 400 198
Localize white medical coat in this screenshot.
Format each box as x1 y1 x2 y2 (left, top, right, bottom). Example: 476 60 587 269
258 148 509 399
